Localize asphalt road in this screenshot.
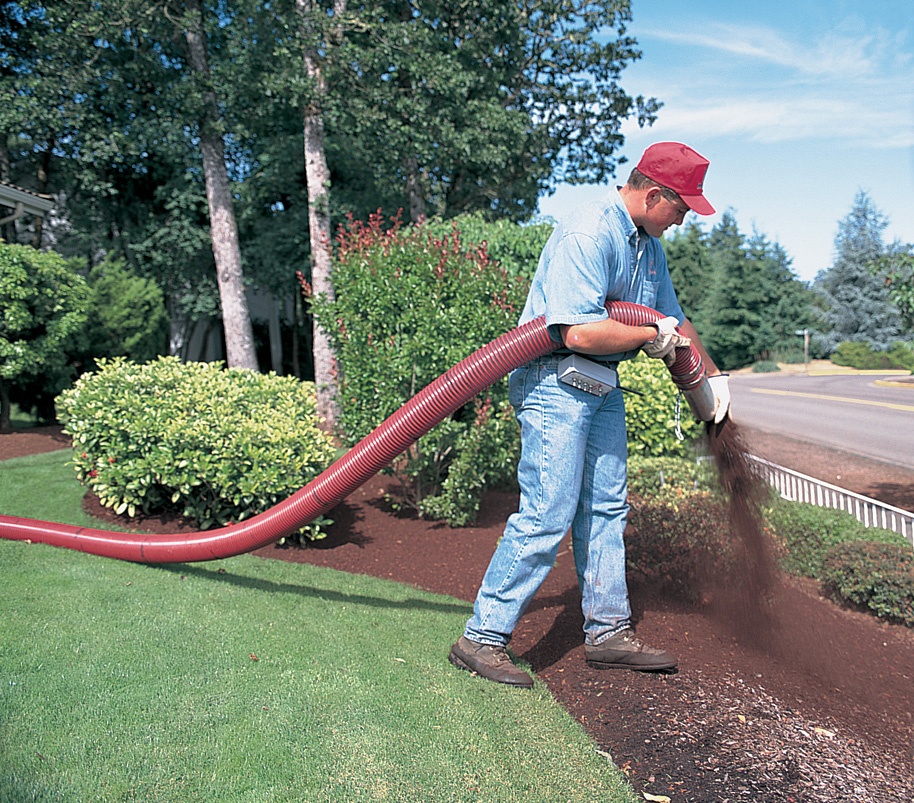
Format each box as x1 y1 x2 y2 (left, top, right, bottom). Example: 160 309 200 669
728 372 914 471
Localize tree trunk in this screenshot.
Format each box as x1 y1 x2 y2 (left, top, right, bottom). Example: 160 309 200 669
0 380 11 433
296 0 343 428
31 139 54 248
268 297 283 374
182 0 258 371
405 155 427 223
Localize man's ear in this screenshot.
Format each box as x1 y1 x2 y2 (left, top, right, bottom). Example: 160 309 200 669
644 186 664 210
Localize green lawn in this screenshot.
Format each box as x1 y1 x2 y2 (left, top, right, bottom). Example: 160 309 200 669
0 451 637 802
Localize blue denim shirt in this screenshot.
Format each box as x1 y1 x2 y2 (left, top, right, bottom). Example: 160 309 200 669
520 187 685 362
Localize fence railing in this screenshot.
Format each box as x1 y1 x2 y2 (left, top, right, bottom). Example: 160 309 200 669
747 455 914 549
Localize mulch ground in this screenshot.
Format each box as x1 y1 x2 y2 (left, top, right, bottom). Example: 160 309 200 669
4 424 914 802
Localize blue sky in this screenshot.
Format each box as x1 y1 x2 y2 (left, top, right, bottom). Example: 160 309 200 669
536 0 914 283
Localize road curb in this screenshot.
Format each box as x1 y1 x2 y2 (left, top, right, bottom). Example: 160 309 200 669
874 377 914 389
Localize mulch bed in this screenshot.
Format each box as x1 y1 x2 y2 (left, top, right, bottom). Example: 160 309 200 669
4 425 914 802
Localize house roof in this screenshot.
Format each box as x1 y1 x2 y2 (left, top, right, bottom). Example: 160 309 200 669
0 180 54 218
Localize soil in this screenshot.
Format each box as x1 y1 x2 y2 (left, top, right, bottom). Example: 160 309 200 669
4 424 914 802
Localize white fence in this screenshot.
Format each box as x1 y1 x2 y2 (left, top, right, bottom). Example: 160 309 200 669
748 455 914 549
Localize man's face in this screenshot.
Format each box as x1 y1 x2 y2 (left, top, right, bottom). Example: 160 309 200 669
642 191 690 238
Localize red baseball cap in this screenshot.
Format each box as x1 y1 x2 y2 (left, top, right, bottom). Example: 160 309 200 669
635 142 715 216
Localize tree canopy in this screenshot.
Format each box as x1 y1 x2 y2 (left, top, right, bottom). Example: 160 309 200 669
0 242 89 429
814 191 906 352
662 214 815 370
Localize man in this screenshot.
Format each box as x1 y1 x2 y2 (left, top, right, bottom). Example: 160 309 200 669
449 142 730 688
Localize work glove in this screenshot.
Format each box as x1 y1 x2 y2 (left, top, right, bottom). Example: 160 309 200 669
641 316 691 363
707 374 731 424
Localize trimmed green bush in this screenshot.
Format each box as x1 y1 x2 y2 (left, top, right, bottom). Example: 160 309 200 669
831 340 914 371
56 357 336 540
626 494 732 601
763 499 909 578
310 212 529 526
75 257 170 364
821 541 914 627
627 454 716 501
619 353 704 458
751 360 781 373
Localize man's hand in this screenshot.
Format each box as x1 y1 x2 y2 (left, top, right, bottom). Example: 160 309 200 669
641 317 691 362
707 374 731 424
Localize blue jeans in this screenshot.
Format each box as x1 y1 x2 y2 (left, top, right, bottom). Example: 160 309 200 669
464 355 631 648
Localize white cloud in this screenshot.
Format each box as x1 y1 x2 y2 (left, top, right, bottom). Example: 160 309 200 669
626 96 914 148
639 18 911 79
626 17 914 148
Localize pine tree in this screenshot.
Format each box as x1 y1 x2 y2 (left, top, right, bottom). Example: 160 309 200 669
814 191 903 352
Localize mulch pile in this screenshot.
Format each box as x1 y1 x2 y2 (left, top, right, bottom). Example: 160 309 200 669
4 424 914 802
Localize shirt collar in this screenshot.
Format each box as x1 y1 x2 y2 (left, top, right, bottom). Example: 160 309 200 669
610 185 639 244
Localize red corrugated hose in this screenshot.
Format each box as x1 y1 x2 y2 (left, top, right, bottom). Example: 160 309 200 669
0 302 714 563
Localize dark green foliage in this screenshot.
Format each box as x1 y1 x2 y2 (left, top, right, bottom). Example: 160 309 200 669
0 244 89 380
8 257 170 423
821 541 914 627
56 357 337 539
626 494 733 602
663 222 711 327
871 248 914 331
814 192 906 352
619 355 703 457
6 0 658 322
763 499 908 578
310 213 529 525
422 213 553 280
74 257 169 363
831 340 914 371
0 243 89 428
663 216 814 371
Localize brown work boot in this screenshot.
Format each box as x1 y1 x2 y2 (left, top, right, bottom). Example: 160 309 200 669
584 628 677 673
448 636 534 688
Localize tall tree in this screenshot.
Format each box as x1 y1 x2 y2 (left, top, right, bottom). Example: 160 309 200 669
328 0 659 223
295 0 344 425
814 192 903 351
663 222 712 326
3 1 259 370
701 212 760 368
179 0 258 370
745 232 814 360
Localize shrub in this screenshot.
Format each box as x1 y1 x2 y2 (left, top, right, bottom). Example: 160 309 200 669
831 340 914 371
751 360 781 373
10 256 169 423
422 212 553 280
0 243 89 428
618 353 704 458
309 212 529 526
75 257 170 364
821 541 914 627
627 454 716 502
763 499 908 577
56 357 336 540
626 494 733 601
